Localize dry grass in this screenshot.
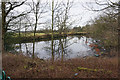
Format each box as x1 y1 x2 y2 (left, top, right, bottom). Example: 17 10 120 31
2 53 118 78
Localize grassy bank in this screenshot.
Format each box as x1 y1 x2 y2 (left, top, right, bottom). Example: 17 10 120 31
3 53 118 78
13 32 87 38
10 32 87 43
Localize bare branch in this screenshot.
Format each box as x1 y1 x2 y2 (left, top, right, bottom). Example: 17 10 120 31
6 0 27 16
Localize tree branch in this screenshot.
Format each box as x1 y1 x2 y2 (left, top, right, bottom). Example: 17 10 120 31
6 0 27 16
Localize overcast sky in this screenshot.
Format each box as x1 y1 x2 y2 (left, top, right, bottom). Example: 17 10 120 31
0 0 119 30
27 0 118 27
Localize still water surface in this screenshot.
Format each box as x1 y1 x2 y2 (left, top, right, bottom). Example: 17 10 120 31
15 36 103 60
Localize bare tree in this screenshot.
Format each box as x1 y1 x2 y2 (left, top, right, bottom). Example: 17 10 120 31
28 0 48 59
48 0 74 61
51 0 54 62
3 0 31 33
1 0 31 52
83 0 119 17
54 0 74 34
56 0 74 61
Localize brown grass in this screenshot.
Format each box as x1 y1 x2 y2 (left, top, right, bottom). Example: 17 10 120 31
2 53 118 78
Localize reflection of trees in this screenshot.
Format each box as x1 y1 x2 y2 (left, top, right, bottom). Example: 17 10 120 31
75 35 82 40
57 36 78 61
24 43 40 58
42 36 77 61
16 35 98 60
24 43 32 57
43 41 54 60
19 43 22 53
59 38 64 61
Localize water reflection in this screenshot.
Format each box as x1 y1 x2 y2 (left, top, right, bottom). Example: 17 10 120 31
15 36 102 60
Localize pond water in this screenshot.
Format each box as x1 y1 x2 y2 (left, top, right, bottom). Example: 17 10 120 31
15 36 105 60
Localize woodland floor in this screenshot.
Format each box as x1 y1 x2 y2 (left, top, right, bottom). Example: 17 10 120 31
2 52 118 79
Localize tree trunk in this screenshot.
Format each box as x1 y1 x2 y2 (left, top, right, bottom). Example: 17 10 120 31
2 2 6 53
32 3 38 59
51 0 54 62
118 1 120 57
19 18 22 53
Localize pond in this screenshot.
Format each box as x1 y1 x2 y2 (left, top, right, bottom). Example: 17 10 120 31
14 35 106 60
